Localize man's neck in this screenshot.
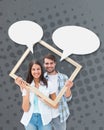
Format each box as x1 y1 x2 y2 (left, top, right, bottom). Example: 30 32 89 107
48 70 57 75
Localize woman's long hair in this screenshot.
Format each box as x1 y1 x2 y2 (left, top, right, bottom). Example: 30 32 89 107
26 60 47 86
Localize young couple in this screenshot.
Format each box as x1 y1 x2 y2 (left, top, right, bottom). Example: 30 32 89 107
15 54 73 130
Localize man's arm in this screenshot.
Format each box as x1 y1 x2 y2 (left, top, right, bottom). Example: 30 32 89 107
64 80 73 101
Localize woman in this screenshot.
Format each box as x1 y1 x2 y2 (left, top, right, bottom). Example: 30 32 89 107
15 60 57 130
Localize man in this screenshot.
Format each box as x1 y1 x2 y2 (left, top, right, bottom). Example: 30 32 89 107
43 54 73 130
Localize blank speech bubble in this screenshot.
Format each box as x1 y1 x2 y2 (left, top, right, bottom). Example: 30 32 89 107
8 20 43 53
52 26 100 61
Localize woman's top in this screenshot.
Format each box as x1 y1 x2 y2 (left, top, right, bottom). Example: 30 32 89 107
20 81 55 126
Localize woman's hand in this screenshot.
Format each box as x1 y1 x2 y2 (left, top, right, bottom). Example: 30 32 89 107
15 77 28 89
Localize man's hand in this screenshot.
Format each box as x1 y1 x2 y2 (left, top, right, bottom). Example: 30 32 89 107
65 80 73 89
64 80 73 98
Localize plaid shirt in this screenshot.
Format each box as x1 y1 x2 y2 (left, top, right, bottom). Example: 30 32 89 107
44 72 72 123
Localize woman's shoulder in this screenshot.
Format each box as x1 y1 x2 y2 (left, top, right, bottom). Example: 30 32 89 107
39 82 48 91
39 83 50 96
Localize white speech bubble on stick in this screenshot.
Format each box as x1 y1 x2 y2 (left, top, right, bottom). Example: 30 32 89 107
52 26 100 61
8 20 43 53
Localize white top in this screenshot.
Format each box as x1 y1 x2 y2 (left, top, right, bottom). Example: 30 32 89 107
48 74 60 118
20 81 54 126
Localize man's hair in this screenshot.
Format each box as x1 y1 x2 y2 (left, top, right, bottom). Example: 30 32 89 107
43 54 56 62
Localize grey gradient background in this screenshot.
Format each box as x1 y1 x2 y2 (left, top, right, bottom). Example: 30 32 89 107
0 0 104 130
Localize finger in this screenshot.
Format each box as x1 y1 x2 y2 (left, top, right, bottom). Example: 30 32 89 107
15 77 23 84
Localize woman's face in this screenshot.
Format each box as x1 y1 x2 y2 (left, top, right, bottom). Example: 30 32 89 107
31 64 42 79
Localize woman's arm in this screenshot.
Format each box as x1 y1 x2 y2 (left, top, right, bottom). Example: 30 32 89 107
22 91 30 112
15 77 30 112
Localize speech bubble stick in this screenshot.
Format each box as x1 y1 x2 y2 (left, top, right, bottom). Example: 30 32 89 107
60 50 72 61
27 44 34 53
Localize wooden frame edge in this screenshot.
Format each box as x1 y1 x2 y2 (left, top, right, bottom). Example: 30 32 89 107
9 40 82 107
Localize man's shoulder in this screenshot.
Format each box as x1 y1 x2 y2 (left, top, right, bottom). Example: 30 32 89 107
44 72 48 77
58 72 68 79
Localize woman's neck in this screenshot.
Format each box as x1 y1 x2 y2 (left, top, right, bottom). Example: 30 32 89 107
34 79 40 88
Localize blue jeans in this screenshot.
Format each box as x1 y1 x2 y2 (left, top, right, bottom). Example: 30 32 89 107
51 116 66 130
25 113 52 130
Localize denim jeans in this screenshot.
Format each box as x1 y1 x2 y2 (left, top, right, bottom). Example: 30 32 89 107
51 116 66 130
25 113 52 130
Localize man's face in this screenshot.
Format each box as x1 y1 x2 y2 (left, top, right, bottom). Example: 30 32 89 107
44 58 56 74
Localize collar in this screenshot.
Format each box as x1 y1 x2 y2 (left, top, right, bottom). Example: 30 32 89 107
30 80 44 86
44 71 61 79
